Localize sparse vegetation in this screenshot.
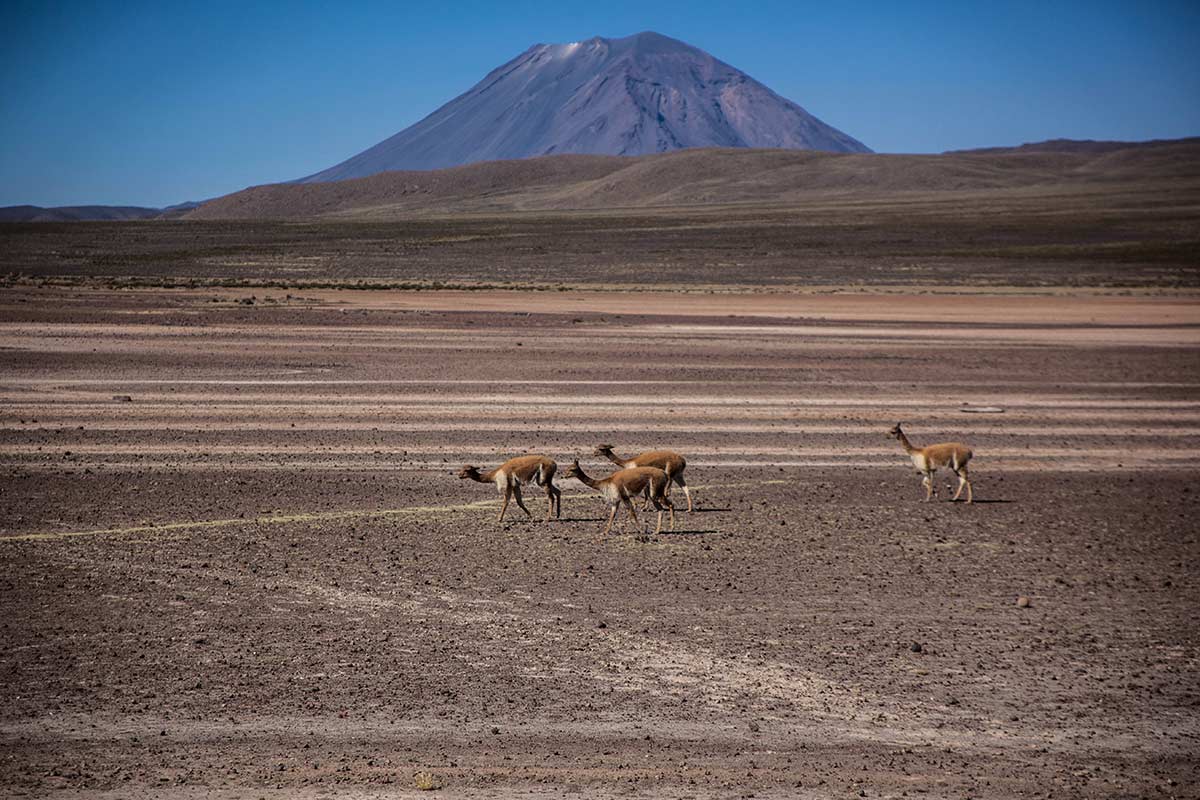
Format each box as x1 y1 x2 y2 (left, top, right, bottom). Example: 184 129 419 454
2 184 1198 290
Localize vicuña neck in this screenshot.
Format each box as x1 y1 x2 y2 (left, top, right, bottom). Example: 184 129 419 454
469 468 498 483
896 431 916 453
573 467 601 489
599 449 625 466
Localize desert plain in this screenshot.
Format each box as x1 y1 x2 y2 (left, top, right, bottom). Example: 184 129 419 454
2 183 1199 799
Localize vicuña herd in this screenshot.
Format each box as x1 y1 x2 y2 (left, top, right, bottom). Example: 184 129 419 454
458 426 975 533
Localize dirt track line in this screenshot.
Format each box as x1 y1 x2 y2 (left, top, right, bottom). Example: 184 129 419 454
10 378 1200 388
8 394 1198 408
8 444 1200 458
8 422 1200 436
8 398 1200 417
0 479 785 543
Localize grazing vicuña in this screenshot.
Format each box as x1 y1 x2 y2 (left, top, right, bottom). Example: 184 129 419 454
565 460 675 535
458 455 561 522
594 444 693 512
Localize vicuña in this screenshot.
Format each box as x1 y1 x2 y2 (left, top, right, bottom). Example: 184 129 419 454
458 455 562 522
565 460 676 535
594 444 693 512
888 423 974 503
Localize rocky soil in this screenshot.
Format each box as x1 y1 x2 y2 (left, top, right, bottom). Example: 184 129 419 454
1 287 1197 798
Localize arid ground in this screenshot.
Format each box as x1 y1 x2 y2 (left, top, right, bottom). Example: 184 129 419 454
1 282 1198 798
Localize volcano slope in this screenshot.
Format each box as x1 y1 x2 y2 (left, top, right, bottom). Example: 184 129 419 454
1 285 1197 798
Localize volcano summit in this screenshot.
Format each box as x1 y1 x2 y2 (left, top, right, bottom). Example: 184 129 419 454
300 31 870 182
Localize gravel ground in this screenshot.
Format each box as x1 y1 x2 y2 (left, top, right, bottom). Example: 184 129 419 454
1 286 1198 798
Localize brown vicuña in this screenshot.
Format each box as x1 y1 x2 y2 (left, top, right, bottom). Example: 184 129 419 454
888 423 974 503
458 455 561 522
564 460 676 536
594 444 692 512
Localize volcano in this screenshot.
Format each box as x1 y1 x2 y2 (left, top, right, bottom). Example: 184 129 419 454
299 31 869 182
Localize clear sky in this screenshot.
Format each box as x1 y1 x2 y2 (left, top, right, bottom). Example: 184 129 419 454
2 0 1197 207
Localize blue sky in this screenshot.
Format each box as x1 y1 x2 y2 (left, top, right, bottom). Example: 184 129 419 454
2 0 1197 207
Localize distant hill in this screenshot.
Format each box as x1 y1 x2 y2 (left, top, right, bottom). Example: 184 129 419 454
186 137 1200 221
0 201 206 223
949 137 1200 155
0 205 164 222
298 31 869 183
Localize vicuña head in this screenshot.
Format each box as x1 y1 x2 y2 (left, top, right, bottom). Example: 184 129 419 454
888 422 904 438
564 459 586 480
593 444 615 457
457 465 481 481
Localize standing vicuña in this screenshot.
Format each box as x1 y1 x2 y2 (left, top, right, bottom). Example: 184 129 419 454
888 423 974 503
457 455 561 522
594 444 693 512
564 460 675 535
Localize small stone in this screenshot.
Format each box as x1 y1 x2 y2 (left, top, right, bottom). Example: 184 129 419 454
1017 596 1031 608
909 642 922 653
748 721 760 732
490 726 500 735
113 395 133 403
597 621 607 629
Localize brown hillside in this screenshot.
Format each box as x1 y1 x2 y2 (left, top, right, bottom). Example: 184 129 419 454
186 139 1200 220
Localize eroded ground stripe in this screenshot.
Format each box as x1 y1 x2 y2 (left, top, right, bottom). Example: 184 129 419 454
5 396 1200 408
6 444 1200 458
0 480 786 543
10 379 1200 387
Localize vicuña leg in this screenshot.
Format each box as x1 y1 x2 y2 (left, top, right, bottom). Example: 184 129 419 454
602 503 618 536
954 466 973 503
922 472 935 502
512 483 532 518
652 494 675 534
673 473 693 512
497 484 512 522
623 496 639 527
